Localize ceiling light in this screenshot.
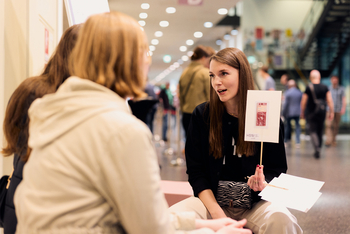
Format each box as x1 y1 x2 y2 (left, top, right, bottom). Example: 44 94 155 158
138 20 146 27
194 31 203 38
169 65 175 71
173 62 180 68
139 13 148 19
155 31 163 37
231 29 238 35
178 59 183 64
159 21 169 27
181 55 189 61
186 39 194 46
166 7 176 14
149 45 156 51
218 8 228 15
216 39 222 46
187 51 193 57
141 3 150 9
204 22 213 28
163 55 172 63
179 46 187 52
224 33 230 40
151 39 159 45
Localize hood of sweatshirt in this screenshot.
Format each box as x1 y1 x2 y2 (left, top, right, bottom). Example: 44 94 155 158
28 76 130 148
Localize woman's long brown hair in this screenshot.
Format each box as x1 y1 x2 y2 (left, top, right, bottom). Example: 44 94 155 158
209 48 255 159
1 24 81 162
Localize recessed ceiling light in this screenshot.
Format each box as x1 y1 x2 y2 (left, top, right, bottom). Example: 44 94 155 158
163 55 172 63
159 21 169 27
178 59 183 64
169 65 175 71
216 39 222 46
141 3 150 9
151 39 159 45
204 22 213 28
139 13 148 19
155 31 163 37
179 46 187 52
194 31 203 38
138 21 146 27
187 51 193 57
181 55 189 61
218 8 228 15
186 39 194 46
228 7 235 16
224 33 230 40
231 29 238 35
166 7 176 14
149 45 156 51
173 62 180 68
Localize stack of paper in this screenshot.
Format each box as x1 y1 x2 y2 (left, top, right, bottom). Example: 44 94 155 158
259 173 324 213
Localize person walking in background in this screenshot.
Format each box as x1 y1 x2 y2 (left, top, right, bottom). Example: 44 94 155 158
259 66 275 90
158 82 174 141
144 81 158 133
325 75 346 147
280 74 289 91
301 70 334 159
282 79 302 148
179 45 215 137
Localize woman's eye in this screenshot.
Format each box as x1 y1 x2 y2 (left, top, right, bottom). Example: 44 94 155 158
209 74 214 78
222 72 228 76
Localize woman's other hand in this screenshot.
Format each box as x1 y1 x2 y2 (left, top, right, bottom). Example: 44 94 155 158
247 165 267 192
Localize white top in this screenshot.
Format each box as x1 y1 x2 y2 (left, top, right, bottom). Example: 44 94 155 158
15 77 214 234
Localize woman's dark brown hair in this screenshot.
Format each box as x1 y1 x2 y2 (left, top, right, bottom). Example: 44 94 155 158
208 47 255 159
191 45 215 61
1 24 81 161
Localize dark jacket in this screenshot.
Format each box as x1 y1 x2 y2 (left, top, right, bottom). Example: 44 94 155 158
185 102 287 203
3 153 25 234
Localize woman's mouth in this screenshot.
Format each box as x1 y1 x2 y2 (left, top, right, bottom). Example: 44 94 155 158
217 89 227 95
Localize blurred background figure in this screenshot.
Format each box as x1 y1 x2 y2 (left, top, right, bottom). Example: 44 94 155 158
282 79 302 148
144 81 158 133
280 74 289 91
325 75 346 147
301 70 334 159
179 45 215 138
158 82 174 141
259 66 275 90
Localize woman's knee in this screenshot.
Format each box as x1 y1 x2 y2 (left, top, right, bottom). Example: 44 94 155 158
265 211 302 234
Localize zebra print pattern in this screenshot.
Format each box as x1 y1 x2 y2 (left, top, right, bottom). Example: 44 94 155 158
216 181 253 209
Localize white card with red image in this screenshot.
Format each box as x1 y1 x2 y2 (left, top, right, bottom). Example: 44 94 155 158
244 90 282 143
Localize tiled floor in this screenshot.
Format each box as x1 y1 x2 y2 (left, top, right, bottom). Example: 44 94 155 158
152 110 350 234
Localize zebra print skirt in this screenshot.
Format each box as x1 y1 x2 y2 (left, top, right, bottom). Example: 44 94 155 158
216 181 253 209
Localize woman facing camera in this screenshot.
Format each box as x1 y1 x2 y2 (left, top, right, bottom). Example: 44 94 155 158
14 12 250 234
169 48 303 234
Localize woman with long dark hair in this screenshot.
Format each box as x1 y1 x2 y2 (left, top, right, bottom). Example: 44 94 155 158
170 48 302 234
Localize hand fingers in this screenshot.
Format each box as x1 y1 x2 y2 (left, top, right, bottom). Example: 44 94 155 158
232 219 247 228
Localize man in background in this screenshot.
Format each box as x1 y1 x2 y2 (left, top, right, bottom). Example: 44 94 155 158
283 79 302 147
325 75 346 147
301 70 334 158
259 66 275 90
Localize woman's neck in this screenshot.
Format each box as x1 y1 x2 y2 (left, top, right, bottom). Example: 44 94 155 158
224 101 239 117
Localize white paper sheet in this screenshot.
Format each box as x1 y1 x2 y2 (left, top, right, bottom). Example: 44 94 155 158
259 173 324 213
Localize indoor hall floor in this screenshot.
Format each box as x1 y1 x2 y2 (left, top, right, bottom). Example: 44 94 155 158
151 111 350 234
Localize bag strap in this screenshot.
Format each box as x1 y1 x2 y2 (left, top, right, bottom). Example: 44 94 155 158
6 168 14 189
309 83 318 103
183 68 201 101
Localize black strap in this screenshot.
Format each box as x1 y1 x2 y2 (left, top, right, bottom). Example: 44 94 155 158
309 83 318 103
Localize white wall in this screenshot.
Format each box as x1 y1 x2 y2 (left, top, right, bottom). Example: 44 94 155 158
242 0 313 31
1 0 62 176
